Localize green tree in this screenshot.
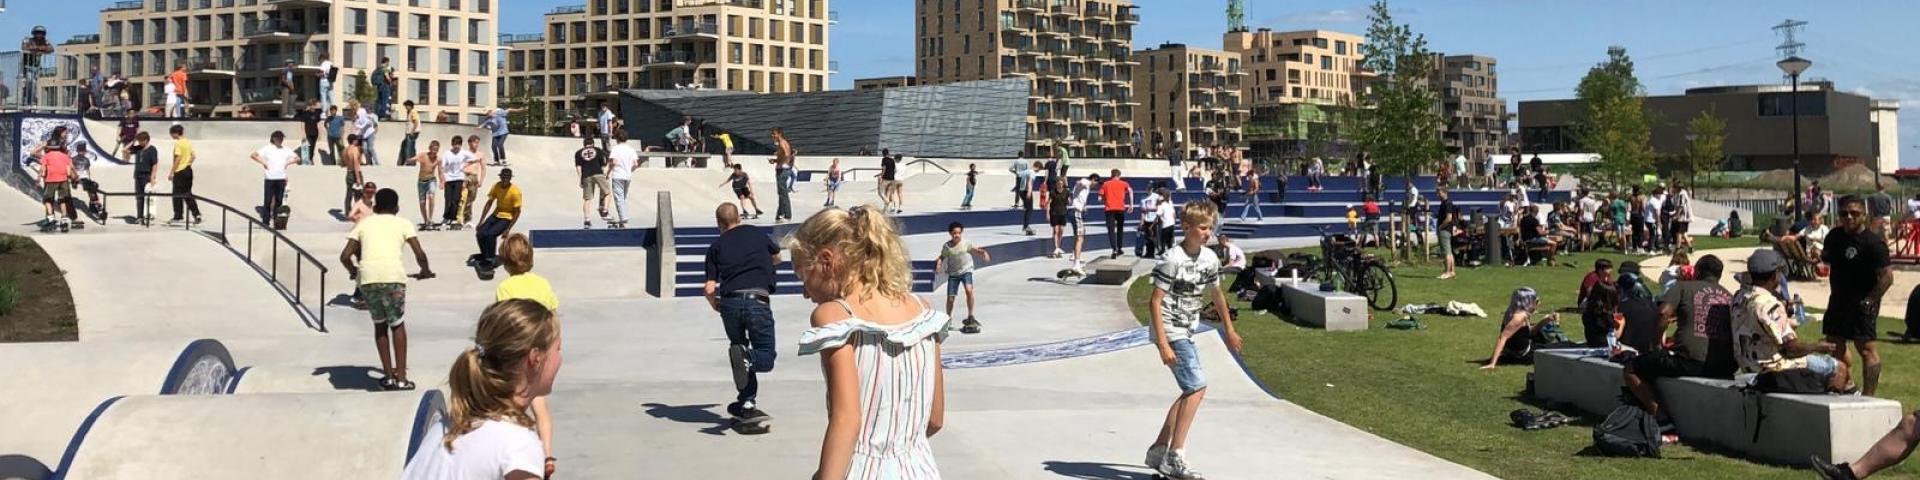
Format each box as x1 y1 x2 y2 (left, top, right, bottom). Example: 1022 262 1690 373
1357 0 1445 260
1573 46 1653 193
504 85 548 134
349 71 376 106
1684 105 1727 184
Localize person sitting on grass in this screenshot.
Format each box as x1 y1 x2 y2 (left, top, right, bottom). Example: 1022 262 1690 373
1582 282 1621 348
1518 205 1558 266
1578 258 1614 307
1623 255 1737 429
1481 287 1562 369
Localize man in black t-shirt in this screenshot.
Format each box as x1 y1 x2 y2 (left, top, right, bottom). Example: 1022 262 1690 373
130 132 159 224
1824 195 1894 395
1518 205 1557 265
878 153 899 211
1624 255 1736 421
702 202 782 426
572 137 610 229
295 100 324 165
1436 188 1459 279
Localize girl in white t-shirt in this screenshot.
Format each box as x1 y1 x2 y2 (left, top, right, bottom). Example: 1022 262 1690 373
402 300 565 480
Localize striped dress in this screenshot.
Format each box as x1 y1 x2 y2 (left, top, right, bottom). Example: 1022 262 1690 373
798 299 950 480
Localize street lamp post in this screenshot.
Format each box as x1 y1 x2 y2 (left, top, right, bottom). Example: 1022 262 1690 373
1778 55 1812 221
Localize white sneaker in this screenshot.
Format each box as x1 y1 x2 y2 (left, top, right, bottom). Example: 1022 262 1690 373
1159 451 1205 479
1144 444 1167 471
1052 248 1065 257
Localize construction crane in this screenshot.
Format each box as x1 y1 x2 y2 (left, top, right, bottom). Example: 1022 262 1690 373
1227 0 1246 33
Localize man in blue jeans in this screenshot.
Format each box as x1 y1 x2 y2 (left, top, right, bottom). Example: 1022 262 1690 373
702 202 781 430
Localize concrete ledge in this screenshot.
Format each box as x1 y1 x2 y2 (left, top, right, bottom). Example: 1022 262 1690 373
1533 350 1903 464
1278 281 1367 331
1085 258 1136 285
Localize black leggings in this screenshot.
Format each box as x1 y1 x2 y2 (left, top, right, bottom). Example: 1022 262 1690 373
1105 210 1126 254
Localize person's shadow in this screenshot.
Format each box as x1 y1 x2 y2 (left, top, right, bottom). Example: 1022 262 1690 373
641 403 732 436
1040 461 1156 480
311 365 384 391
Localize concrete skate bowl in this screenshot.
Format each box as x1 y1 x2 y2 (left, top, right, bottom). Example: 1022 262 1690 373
0 113 124 203
51 390 444 480
0 339 236 480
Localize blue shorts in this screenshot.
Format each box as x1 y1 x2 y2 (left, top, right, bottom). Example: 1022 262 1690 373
1169 338 1207 393
1805 354 1839 379
945 272 974 297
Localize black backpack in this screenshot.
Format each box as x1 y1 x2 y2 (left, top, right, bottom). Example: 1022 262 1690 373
1593 405 1662 457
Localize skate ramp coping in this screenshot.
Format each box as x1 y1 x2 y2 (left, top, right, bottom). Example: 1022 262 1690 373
54 390 444 480
0 339 236 480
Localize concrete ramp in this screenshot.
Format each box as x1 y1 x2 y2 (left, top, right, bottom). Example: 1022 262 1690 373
0 339 235 480
55 390 443 480
33 231 317 340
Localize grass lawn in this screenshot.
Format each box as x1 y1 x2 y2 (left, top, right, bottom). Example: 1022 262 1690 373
1126 235 1920 479
0 234 77 342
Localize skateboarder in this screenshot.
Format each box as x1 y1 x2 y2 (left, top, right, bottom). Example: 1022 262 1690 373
936 221 990 333
249 131 298 227
412 140 441 229
463 135 490 226
470 168 521 272
166 124 203 225
439 135 473 229
339 188 434 391
793 206 949 479
129 131 160 226
720 164 765 219
607 130 639 228
32 132 75 232
1144 201 1244 480
573 136 610 229
702 202 780 432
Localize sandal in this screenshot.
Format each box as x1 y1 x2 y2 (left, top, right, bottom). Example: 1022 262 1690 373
393 378 417 391
379 376 400 391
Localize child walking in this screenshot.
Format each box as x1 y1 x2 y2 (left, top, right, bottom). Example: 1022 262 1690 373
936 221 990 334
792 206 948 480
961 163 977 210
722 164 765 219
824 158 842 208
401 299 564 480
1145 201 1244 480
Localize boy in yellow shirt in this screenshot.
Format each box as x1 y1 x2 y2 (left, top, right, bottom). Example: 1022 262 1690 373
493 232 558 477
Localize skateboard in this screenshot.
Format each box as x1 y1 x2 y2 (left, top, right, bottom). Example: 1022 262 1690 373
417 222 442 232
607 220 629 229
730 413 772 435
36 218 66 233
959 316 982 334
1055 266 1086 281
468 254 497 281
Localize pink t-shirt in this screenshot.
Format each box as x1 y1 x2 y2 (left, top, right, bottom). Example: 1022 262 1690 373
42 150 73 183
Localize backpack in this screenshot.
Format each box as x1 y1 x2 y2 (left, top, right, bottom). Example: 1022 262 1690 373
1593 404 1663 457
1753 369 1826 394
325 64 338 83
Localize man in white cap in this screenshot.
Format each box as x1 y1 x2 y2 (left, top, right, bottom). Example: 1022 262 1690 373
1733 249 1846 393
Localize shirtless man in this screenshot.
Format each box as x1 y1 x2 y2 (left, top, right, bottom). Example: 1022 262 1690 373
412 140 442 229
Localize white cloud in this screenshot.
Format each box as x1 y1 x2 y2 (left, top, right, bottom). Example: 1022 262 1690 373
1268 7 1366 26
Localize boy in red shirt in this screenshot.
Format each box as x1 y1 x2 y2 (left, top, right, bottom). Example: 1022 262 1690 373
39 147 75 230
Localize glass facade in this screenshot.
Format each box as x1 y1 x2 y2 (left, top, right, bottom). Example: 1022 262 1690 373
617 78 1028 157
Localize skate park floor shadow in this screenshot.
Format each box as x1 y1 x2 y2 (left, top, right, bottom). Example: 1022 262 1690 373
1040 461 1157 480
640 403 732 436
0 454 52 480
311 365 385 392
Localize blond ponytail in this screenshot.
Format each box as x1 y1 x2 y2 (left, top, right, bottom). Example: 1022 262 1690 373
787 205 912 300
443 299 556 450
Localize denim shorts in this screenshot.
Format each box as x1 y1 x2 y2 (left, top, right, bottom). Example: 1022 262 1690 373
1805 354 1839 379
1168 338 1207 393
946 271 974 297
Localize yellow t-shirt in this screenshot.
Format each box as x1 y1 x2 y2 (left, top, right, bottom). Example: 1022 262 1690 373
488 183 523 220
496 273 559 311
172 137 194 173
347 215 419 284
714 133 733 150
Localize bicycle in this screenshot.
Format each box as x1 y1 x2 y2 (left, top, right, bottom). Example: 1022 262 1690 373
1311 226 1399 311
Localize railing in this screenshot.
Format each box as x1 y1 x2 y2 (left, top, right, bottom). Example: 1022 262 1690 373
244 19 307 36
499 33 544 44
186 56 237 72
828 60 839 72
550 5 586 14
241 86 287 103
675 0 763 7
1015 0 1044 10
645 51 694 65
105 1 143 11
63 34 103 45
829 11 839 23
94 191 331 333
664 22 719 38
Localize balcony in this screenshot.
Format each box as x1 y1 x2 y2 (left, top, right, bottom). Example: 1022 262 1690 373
674 0 765 8
500 33 545 47
830 11 839 24
62 34 102 46
243 19 310 42
1015 0 1044 12
1048 0 1071 16
241 86 288 106
665 22 720 42
1118 11 1140 23
266 0 333 7
186 56 237 78
641 51 697 70
550 5 587 15
829 61 839 73
104 1 143 12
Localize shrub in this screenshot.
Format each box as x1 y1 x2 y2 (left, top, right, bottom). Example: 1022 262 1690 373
0 235 24 255
0 275 18 317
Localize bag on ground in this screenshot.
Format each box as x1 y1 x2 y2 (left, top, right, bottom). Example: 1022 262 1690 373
1592 405 1662 457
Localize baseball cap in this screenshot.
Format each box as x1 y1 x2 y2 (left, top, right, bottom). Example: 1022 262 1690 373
1747 249 1785 274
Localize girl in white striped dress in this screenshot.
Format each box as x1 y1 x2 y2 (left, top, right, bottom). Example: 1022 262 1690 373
791 205 948 480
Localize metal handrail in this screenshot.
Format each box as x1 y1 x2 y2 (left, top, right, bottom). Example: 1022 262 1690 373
904 159 950 174
94 190 331 332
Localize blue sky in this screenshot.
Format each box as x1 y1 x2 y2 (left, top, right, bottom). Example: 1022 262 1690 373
5 1 1915 165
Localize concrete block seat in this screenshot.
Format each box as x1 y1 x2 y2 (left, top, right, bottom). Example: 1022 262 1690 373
1277 281 1368 331
0 339 237 480
1532 350 1903 464
56 390 445 479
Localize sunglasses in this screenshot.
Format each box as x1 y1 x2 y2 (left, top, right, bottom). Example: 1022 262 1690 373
1840 210 1866 218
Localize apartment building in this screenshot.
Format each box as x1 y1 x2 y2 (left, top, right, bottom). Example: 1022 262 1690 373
1130 43 1245 157
1225 28 1370 159
853 75 917 91
500 0 834 127
1430 54 1505 166
44 0 500 121
916 0 1140 158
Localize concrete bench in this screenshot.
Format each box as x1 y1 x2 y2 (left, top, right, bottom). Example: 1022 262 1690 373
1533 350 1903 464
1278 281 1367 331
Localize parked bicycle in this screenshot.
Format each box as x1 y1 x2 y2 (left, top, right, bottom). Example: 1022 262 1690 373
1312 226 1399 311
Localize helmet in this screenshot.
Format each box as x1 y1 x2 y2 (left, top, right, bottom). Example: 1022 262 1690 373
31 26 46 34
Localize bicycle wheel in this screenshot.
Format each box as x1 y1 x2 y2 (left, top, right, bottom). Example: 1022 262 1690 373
1314 262 1346 291
1362 262 1398 311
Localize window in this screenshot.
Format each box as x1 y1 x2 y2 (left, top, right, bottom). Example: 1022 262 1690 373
414 14 431 40
351 8 368 35
470 20 486 45
1313 38 1329 48
382 12 400 38
438 80 456 106
1321 56 1331 70
1335 40 1346 55
345 41 365 68
1758 92 1827 116
443 48 459 74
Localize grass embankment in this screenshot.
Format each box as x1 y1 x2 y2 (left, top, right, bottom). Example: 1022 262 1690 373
1127 236 1920 479
0 234 78 342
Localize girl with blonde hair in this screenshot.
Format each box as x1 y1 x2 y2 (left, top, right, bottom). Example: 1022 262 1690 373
792 206 948 480
402 299 564 480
